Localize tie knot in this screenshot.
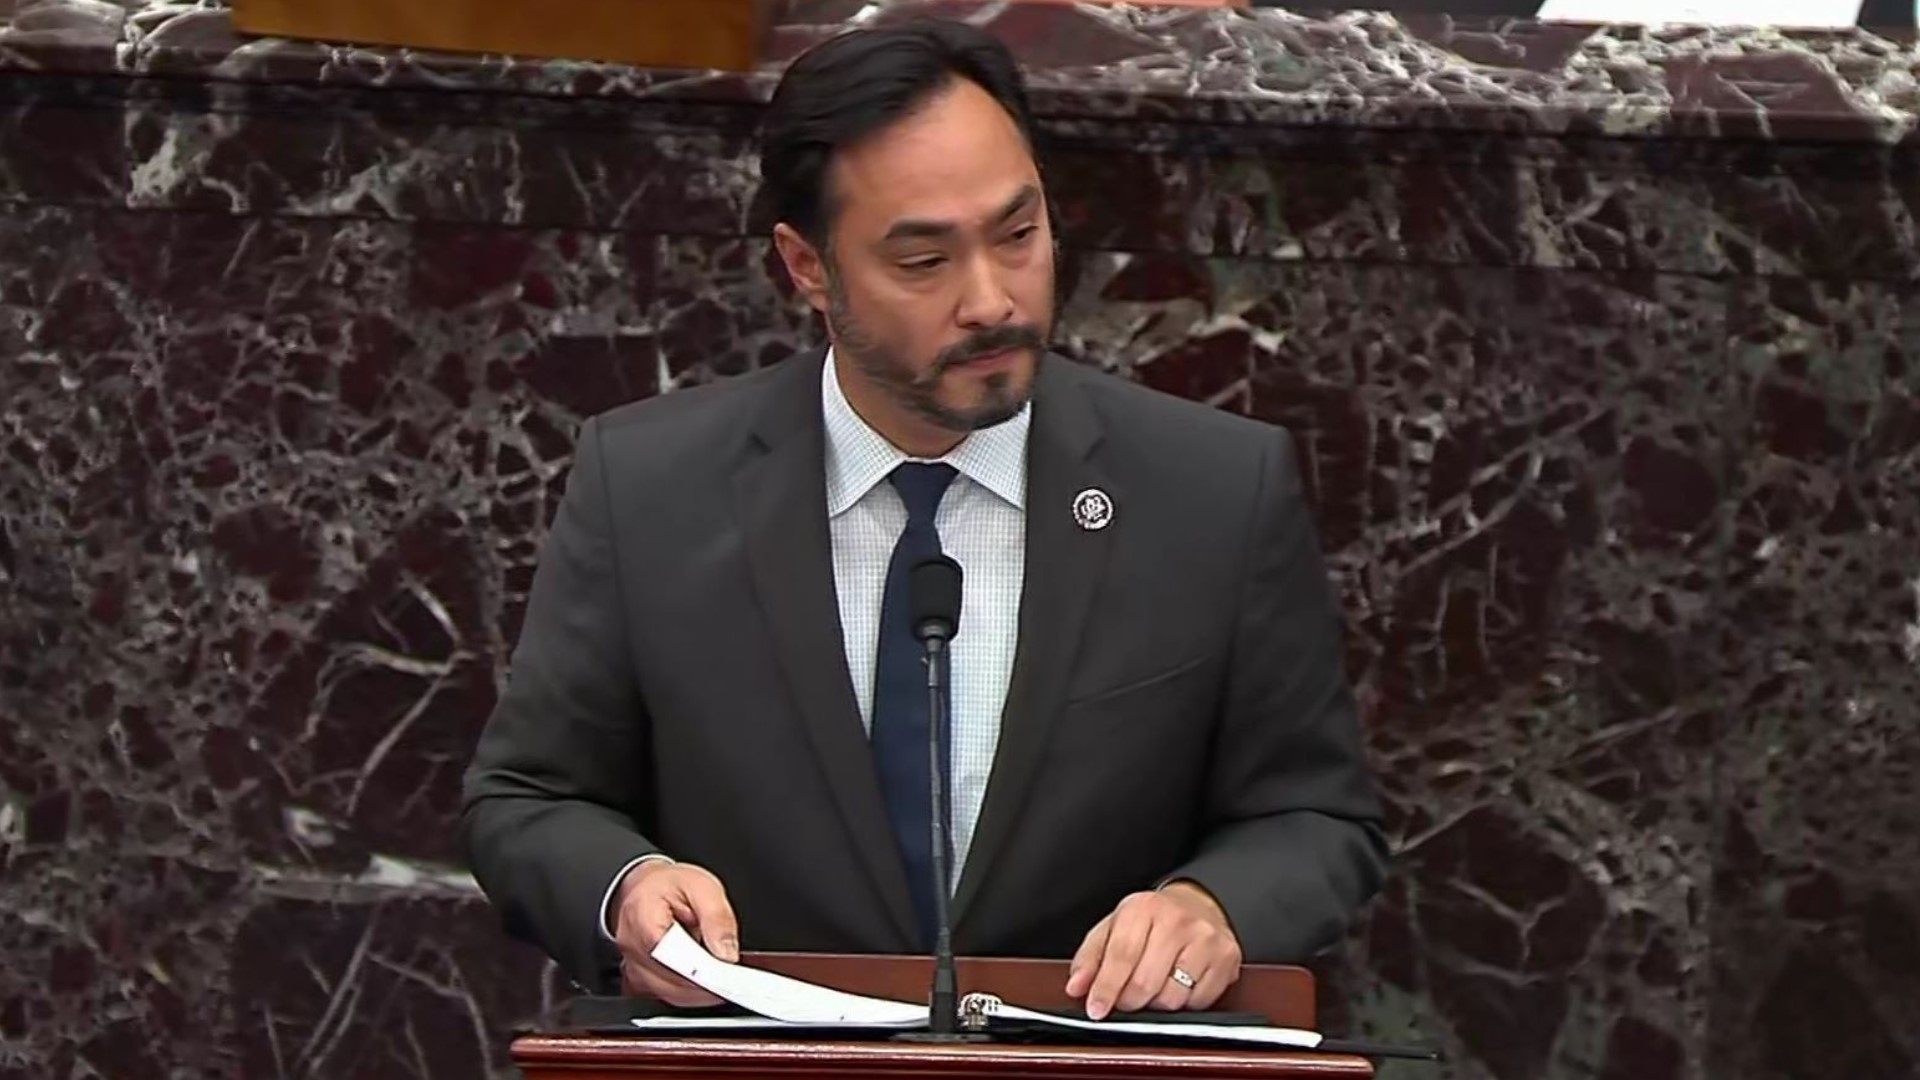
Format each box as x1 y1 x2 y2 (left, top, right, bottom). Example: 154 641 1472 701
889 462 957 526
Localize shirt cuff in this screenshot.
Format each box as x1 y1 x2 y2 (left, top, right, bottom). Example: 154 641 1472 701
599 852 675 942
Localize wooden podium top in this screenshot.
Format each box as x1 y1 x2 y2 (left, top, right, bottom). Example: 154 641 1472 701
512 952 1373 1079
513 1033 1376 1078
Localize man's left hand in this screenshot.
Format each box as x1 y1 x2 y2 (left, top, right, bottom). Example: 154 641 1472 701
1064 881 1244 1020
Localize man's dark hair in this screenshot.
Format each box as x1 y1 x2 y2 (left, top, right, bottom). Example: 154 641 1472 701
754 20 1039 247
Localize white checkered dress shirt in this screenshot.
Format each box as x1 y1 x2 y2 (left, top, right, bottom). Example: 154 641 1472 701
601 351 1029 935
821 349 1029 883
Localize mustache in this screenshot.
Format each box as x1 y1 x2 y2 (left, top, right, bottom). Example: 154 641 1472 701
931 325 1047 375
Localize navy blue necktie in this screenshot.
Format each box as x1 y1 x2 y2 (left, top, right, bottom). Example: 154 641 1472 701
871 462 958 949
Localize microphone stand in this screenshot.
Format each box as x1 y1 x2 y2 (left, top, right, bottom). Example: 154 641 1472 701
896 627 989 1043
925 632 959 1034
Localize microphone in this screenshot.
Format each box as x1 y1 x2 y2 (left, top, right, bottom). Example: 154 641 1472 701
900 554 984 1041
909 554 962 644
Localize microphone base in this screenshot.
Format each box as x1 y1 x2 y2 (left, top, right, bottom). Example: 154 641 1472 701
890 1032 995 1044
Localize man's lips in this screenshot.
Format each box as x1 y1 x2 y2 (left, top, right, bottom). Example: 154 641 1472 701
949 347 1025 371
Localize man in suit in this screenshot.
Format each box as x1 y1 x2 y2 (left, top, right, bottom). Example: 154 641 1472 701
461 20 1387 1022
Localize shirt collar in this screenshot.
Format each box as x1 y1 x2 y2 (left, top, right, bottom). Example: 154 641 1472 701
821 347 1030 518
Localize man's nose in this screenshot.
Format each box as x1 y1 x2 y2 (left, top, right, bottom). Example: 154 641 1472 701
955 252 1016 329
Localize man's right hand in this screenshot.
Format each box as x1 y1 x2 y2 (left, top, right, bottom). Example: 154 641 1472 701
611 860 740 1006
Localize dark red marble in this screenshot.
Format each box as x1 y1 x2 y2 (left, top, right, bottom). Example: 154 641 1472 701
1707 277 1920 1080
2 3 1916 1080
1090 263 1727 1080
9 0 1914 144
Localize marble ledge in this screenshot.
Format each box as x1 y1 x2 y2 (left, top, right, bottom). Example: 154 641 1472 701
0 0 1919 145
250 854 483 902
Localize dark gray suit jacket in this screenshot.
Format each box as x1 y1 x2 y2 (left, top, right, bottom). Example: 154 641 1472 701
461 351 1388 992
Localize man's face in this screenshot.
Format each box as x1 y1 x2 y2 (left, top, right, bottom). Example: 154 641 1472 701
784 78 1055 438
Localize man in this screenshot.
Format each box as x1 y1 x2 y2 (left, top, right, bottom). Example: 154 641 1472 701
461 20 1387 1022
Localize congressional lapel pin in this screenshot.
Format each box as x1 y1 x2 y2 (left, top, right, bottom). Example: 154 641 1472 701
1071 488 1114 531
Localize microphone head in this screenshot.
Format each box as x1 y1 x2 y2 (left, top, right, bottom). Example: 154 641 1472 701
909 554 963 641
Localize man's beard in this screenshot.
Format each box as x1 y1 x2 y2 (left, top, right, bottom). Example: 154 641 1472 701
825 272 1046 434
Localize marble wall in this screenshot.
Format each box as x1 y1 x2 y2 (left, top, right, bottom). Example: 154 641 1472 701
2 2 1916 1078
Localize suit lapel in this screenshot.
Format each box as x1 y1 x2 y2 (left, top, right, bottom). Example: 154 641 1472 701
732 353 920 951
953 357 1115 929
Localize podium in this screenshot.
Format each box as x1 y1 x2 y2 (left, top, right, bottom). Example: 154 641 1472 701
512 952 1375 1079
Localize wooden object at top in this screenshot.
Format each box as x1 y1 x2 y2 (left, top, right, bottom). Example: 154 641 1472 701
230 0 779 72
228 0 1248 73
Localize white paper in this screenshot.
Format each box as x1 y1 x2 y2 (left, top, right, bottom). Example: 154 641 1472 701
977 998 1324 1049
647 923 928 1026
1536 0 1864 28
638 926 1327 1049
631 1015 916 1033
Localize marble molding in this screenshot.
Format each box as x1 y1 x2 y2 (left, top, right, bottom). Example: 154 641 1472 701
2 2 1917 1079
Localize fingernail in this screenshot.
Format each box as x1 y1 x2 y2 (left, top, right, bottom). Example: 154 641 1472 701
1088 999 1109 1021
721 938 739 962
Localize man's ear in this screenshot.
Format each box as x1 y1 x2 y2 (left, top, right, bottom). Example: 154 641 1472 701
772 224 830 315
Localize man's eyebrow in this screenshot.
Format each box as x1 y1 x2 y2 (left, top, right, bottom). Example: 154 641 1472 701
881 184 1040 242
988 184 1040 227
